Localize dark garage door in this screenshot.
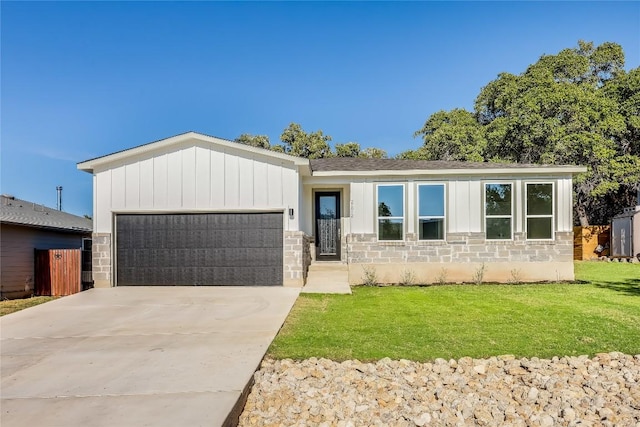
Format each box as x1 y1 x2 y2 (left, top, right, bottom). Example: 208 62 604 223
116 213 283 286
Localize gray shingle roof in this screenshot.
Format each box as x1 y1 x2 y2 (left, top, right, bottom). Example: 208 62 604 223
309 158 579 172
0 195 92 233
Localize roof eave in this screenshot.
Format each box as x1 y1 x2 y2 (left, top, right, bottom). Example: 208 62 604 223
0 220 92 234
311 166 587 177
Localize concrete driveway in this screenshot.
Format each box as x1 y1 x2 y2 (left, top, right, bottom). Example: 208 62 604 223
0 287 299 427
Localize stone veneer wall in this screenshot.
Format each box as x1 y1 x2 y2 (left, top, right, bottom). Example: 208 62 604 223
92 233 112 288
346 232 574 283
284 231 312 287
303 235 313 277
347 232 574 263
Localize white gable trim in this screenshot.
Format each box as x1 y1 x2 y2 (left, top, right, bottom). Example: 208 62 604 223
78 131 309 173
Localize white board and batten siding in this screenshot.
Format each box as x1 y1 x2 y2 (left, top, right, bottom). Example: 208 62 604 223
93 142 301 234
348 176 574 235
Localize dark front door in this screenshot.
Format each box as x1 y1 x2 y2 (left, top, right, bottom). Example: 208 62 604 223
315 192 340 261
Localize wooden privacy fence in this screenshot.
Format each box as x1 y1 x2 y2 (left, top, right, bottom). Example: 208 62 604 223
35 249 82 296
573 226 610 260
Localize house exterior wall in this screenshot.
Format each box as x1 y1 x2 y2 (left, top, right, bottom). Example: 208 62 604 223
283 231 313 287
300 182 351 237
92 233 111 288
0 224 87 299
346 232 574 284
348 176 574 235
93 140 302 235
304 174 576 283
86 135 579 286
89 139 304 287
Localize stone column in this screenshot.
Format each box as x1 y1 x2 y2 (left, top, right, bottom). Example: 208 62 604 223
284 231 309 287
92 233 112 288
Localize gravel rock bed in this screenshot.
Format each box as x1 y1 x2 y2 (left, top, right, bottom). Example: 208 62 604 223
239 352 640 426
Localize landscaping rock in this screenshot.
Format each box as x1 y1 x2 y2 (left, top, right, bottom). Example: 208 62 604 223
413 412 431 426
238 352 640 426
473 363 486 375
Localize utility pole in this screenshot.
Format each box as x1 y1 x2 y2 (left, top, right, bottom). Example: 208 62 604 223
56 186 63 211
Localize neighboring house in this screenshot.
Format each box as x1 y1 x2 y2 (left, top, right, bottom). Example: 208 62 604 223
0 195 92 299
77 132 586 288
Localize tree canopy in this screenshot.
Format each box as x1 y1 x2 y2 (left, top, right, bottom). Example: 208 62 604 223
236 123 388 160
277 123 333 159
233 42 637 225
335 142 387 159
400 109 486 161
234 133 271 149
405 41 639 225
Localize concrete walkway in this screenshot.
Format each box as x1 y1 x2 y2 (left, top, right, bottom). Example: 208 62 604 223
0 286 299 427
302 262 352 294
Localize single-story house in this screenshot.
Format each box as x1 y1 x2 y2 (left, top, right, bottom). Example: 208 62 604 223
77 132 586 288
0 195 93 299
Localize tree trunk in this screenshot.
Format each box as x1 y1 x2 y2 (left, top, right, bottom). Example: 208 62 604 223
576 204 590 227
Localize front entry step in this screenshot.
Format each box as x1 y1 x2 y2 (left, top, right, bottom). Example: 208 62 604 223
307 262 348 272
302 262 351 294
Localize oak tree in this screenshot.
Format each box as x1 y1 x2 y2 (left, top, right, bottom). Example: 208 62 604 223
405 41 640 225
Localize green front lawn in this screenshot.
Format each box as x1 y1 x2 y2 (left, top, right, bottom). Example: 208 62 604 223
268 262 640 361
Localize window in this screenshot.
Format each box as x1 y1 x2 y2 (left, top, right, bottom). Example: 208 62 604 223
418 184 445 240
82 238 92 251
377 185 404 240
485 183 512 239
526 183 554 239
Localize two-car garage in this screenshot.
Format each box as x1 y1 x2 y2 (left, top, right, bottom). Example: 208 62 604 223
78 132 306 288
115 212 283 286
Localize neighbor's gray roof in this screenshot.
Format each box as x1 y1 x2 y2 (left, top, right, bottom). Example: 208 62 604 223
309 158 582 172
0 195 92 233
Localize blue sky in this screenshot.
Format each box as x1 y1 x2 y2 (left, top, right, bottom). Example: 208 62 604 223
2 1 639 216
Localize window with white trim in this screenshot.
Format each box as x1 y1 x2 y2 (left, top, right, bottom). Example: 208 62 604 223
377 184 404 240
526 183 554 240
485 183 512 240
418 184 445 240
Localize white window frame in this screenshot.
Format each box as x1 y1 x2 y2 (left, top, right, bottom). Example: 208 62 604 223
376 183 405 241
525 182 555 241
484 182 514 240
417 183 446 241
